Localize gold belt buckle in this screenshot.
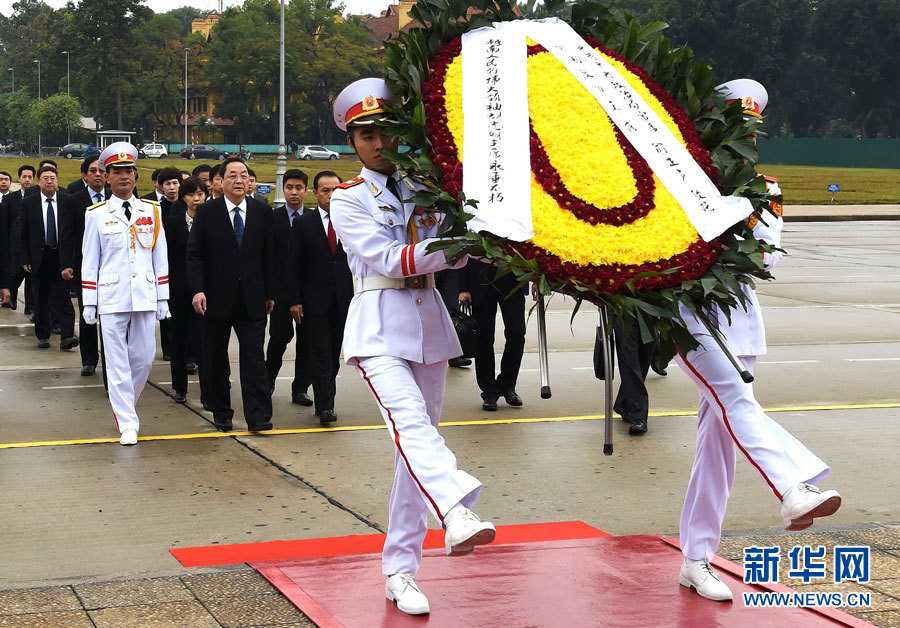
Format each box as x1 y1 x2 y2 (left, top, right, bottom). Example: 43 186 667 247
404 275 425 289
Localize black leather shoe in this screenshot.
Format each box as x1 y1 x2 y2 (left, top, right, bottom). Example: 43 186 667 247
80 364 96 376
51 323 61 335
29 313 35 323
614 403 631 423
162 353 171 362
448 357 472 368
37 338 50 349
318 409 337 424
482 396 498 412
60 336 79 350
213 417 233 432
629 417 648 435
247 420 273 432
292 392 313 406
651 361 668 377
502 390 523 407
24 306 32 315
185 362 198 374
174 392 187 404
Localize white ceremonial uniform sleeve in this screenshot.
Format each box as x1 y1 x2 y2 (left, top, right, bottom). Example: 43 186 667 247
153 220 170 301
753 214 784 270
331 191 459 278
81 209 100 307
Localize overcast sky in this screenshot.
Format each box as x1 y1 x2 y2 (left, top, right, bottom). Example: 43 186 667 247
0 0 393 18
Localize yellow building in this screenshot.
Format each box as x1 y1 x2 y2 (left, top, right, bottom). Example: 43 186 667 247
191 14 220 41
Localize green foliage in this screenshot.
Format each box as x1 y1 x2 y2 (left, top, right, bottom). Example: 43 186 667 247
29 93 82 140
383 0 779 358
0 89 37 142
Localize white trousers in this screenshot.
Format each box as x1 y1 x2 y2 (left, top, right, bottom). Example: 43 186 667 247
100 311 157 434
351 356 482 576
676 343 830 561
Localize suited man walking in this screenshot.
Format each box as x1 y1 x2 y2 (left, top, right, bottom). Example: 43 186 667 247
19 166 78 350
265 169 312 405
0 171 10 306
287 171 353 424
458 259 527 411
6 165 36 313
60 154 108 375
187 158 277 432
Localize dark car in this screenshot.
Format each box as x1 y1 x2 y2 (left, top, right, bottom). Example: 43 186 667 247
179 144 230 160
58 143 100 159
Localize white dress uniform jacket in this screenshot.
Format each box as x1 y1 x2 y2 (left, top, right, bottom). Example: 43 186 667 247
330 167 466 364
82 195 169 313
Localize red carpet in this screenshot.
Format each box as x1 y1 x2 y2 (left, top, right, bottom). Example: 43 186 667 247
173 523 873 627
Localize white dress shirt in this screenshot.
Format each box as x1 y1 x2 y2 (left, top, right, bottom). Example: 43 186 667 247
40 193 59 243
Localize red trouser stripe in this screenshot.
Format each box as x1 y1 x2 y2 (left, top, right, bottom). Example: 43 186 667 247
400 245 410 277
678 350 783 500
353 357 445 521
408 243 417 275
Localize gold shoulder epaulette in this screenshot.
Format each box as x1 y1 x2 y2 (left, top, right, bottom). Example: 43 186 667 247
144 198 160 206
336 177 364 189
86 200 105 211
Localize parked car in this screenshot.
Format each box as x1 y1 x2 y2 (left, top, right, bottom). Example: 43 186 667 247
139 143 168 159
297 145 340 160
179 144 229 160
58 143 100 159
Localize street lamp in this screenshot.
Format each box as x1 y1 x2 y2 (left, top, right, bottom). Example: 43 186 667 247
33 59 40 155
274 0 287 208
184 47 190 146
62 51 71 143
7 68 13 91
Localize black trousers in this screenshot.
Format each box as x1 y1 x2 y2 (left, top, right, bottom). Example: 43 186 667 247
201 296 271 426
76 289 99 367
160 318 173 358
304 300 347 413
265 301 310 394
32 249 75 340
10 270 34 311
472 286 526 399
169 290 203 398
612 320 654 422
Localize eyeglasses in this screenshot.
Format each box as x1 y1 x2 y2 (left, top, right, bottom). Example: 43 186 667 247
224 173 249 181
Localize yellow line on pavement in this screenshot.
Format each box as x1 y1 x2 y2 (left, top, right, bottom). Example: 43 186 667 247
1 402 898 450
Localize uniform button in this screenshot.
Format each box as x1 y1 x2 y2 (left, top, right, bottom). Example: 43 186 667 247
132 273 136 278
416 298 422 306
388 219 394 226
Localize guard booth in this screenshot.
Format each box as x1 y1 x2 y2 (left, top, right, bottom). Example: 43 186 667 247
96 130 136 149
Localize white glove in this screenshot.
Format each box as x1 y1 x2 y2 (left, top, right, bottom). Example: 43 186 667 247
83 305 97 326
156 300 171 321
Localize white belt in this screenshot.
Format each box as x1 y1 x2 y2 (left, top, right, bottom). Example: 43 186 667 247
355 273 435 293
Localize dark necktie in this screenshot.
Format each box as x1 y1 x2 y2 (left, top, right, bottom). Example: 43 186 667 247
45 198 57 247
94 191 103 204
290 210 299 225
233 209 244 247
123 201 131 221
386 176 402 203
327 216 337 255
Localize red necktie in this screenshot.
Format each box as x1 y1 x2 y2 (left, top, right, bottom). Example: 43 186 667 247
327 217 337 255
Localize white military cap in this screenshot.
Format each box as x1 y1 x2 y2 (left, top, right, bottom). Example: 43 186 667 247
98 141 139 171
716 78 768 118
333 77 398 132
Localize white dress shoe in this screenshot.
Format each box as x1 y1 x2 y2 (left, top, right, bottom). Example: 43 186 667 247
119 429 138 446
443 507 496 556
679 558 733 602
781 483 841 531
385 573 430 615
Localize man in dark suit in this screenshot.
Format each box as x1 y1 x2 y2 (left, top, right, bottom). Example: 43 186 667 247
0 171 11 305
6 165 36 312
187 157 276 432
60 154 108 375
458 260 527 411
265 169 312 405
18 166 78 350
287 171 352 424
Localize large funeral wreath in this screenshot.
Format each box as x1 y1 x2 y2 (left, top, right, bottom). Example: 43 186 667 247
379 0 780 358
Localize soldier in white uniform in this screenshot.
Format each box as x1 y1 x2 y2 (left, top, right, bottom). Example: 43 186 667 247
329 78 496 616
81 142 170 446
675 80 841 601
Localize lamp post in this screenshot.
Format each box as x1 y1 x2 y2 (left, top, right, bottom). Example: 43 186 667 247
274 0 287 208
62 51 71 143
184 47 190 146
7 68 13 91
33 59 40 155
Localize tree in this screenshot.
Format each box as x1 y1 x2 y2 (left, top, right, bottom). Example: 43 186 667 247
29 93 82 144
0 88 37 143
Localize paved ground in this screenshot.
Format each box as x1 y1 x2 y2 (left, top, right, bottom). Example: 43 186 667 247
1 217 899 627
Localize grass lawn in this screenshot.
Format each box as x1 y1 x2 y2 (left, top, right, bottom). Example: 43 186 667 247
2 156 897 206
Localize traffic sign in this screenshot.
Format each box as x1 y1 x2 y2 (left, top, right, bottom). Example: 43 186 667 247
256 184 271 194
828 184 840 192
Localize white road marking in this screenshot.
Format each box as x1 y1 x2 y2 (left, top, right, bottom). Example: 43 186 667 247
43 384 105 390
758 360 820 364
845 357 900 362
